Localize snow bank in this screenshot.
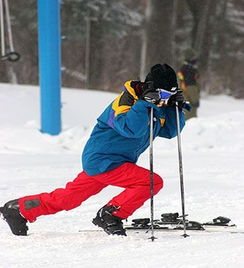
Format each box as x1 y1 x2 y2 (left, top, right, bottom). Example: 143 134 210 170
0 83 116 154
0 83 244 268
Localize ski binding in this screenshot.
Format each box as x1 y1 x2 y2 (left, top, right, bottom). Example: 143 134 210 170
125 213 236 231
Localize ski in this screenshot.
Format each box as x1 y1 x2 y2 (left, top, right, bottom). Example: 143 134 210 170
78 213 244 235
78 227 244 235
79 213 244 234
123 213 242 234
124 222 242 234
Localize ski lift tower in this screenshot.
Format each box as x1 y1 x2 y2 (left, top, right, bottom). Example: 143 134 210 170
38 0 61 135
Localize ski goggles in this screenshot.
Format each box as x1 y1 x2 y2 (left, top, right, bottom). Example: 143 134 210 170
157 87 178 100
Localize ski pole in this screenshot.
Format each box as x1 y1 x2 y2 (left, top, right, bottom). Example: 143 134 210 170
0 0 20 61
149 106 156 241
175 103 189 238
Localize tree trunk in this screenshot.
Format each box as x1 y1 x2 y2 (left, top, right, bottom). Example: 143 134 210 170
193 0 211 53
171 0 179 68
199 0 218 71
140 0 175 79
87 17 110 90
186 0 217 76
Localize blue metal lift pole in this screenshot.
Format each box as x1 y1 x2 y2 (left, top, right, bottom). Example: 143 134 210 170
38 0 61 135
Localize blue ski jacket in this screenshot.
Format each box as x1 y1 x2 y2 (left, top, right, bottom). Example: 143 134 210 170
82 81 185 175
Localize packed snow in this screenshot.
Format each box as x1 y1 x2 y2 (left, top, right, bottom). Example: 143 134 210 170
0 83 244 268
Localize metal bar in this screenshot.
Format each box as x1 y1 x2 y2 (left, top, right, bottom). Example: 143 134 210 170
4 0 14 52
38 0 62 135
0 0 5 56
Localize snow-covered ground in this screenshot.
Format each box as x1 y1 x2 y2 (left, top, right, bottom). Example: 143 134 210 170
0 83 244 268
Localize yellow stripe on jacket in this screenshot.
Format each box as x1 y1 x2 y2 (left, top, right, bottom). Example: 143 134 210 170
112 81 137 117
112 93 131 117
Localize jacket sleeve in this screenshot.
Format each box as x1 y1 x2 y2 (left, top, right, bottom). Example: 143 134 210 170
112 100 158 138
158 106 185 139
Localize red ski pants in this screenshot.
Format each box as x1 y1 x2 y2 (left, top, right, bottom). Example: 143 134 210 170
18 162 163 222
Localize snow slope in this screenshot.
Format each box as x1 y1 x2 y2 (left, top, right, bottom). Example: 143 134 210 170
0 83 244 268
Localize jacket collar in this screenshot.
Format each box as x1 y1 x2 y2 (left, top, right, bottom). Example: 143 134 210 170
123 81 139 100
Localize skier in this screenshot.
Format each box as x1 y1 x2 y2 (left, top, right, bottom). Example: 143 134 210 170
177 48 200 120
0 63 185 236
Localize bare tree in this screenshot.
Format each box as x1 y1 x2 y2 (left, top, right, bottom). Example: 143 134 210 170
140 0 175 79
172 0 179 67
185 0 215 66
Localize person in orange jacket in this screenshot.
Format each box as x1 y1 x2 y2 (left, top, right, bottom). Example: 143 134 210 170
177 48 200 120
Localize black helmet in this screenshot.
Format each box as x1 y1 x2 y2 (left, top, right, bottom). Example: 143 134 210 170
145 63 178 91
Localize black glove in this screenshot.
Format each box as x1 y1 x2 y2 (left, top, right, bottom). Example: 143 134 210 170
167 90 185 108
141 81 161 104
143 91 161 104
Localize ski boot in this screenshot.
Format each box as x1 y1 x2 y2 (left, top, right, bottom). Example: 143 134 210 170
92 205 126 236
0 199 28 236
